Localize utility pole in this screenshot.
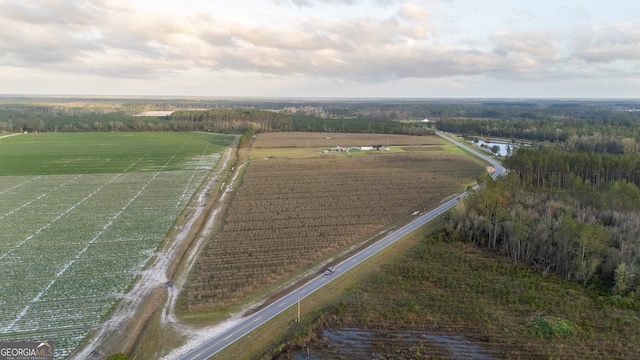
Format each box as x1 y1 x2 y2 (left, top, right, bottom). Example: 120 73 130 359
297 296 300 322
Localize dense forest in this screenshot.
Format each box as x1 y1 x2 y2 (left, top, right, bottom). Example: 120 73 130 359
505 147 640 189
446 141 640 303
0 101 434 135
447 173 640 295
436 113 640 144
3 97 639 136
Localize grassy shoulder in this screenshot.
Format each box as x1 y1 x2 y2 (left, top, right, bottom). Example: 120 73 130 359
273 233 640 359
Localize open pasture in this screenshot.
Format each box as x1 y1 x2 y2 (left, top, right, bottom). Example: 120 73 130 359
0 132 235 359
182 133 485 313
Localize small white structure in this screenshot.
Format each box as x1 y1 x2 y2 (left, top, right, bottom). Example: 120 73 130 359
135 111 174 117
330 146 348 152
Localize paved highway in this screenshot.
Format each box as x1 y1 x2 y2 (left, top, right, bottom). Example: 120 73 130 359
176 132 505 360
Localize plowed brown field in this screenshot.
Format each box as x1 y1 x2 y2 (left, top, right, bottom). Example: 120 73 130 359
252 132 445 148
181 133 484 313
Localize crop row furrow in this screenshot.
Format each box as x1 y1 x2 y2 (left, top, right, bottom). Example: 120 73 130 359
185 151 484 312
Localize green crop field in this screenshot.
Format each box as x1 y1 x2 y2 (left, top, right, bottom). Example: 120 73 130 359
0 132 236 359
0 132 236 175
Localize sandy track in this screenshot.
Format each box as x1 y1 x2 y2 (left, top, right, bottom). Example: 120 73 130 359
0 132 24 139
160 162 247 347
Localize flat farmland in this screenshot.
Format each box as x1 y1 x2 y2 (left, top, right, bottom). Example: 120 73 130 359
0 132 236 359
0 132 235 175
181 133 486 314
251 132 446 148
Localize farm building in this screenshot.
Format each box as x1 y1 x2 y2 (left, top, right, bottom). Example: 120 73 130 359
330 146 348 152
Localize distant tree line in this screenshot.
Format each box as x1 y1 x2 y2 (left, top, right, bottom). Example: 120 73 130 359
0 112 153 133
169 109 290 132
3 98 640 137
504 147 640 190
0 108 434 136
437 116 640 148
277 115 433 135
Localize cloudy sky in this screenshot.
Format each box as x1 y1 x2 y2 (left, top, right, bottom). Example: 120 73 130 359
1 0 639 98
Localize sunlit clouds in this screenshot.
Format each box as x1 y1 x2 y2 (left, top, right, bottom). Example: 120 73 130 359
0 0 638 97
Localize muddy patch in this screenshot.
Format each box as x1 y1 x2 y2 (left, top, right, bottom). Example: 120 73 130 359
282 327 494 360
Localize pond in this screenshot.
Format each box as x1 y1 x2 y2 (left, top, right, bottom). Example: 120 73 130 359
473 139 519 156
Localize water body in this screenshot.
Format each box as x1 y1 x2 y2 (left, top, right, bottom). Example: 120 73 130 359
474 140 518 157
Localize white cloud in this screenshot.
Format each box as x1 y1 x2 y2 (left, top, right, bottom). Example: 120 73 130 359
0 0 638 97
570 23 640 64
490 30 562 58
399 3 430 21
278 0 359 7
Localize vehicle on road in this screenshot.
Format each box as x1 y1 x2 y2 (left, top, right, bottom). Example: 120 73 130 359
323 267 336 275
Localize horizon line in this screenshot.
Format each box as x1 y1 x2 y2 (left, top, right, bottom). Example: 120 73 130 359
1 94 639 101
